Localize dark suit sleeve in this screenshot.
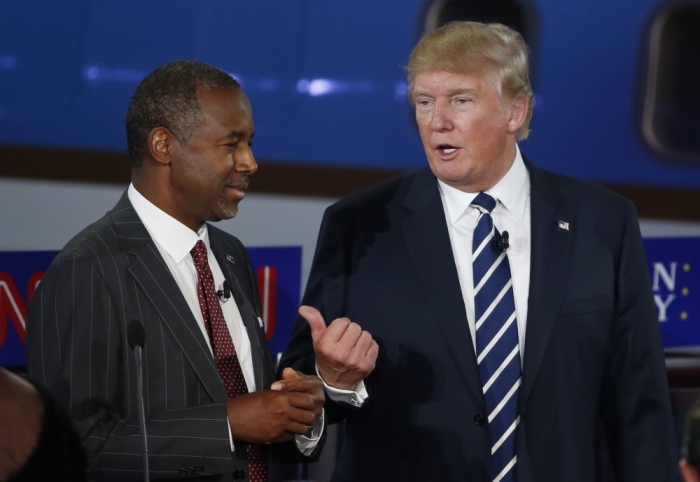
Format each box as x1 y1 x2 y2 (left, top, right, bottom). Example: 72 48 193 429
601 201 679 481
220 233 327 464
279 207 361 424
26 253 233 481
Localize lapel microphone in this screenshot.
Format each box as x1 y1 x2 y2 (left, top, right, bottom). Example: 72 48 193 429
217 279 232 303
127 319 149 482
493 231 510 252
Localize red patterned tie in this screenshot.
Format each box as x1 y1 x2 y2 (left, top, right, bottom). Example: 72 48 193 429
190 240 266 482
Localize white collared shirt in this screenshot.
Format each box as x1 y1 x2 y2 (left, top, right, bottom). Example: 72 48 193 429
128 184 322 453
128 184 256 389
438 145 531 358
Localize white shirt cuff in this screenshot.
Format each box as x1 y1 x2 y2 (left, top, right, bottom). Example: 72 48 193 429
316 365 368 407
228 418 235 452
295 409 325 455
227 410 326 454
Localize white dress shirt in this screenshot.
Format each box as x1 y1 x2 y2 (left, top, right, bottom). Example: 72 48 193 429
438 145 531 358
128 184 321 453
337 146 531 408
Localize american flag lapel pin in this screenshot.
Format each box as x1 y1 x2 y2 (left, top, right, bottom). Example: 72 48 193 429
225 254 235 264
557 220 570 231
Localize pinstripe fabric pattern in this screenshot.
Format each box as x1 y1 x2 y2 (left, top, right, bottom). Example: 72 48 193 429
25 192 280 481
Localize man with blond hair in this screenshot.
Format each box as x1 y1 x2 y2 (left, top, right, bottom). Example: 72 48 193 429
280 21 678 481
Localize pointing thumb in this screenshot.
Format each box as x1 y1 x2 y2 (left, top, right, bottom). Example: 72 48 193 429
299 305 326 342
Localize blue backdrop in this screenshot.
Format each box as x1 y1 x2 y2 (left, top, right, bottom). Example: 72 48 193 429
1 1 699 187
0 247 302 368
644 238 700 348
3 238 700 367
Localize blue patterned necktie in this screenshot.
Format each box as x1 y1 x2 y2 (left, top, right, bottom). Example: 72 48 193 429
471 193 521 482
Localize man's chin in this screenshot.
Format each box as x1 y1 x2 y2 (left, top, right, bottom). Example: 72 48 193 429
216 201 238 221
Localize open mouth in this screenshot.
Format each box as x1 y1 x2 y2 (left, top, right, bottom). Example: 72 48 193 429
437 144 460 156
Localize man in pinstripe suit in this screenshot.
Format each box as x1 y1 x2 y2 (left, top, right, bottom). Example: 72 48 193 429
26 60 325 481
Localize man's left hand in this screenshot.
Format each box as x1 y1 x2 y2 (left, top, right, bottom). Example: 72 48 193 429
272 368 325 418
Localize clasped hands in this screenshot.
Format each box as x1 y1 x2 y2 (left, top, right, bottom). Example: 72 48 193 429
226 368 324 444
226 305 378 444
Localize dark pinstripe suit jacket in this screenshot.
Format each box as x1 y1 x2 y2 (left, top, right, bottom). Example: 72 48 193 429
26 192 305 481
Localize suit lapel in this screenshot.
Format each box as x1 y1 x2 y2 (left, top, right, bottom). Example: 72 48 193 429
520 161 574 406
401 169 485 408
110 193 228 403
209 229 273 390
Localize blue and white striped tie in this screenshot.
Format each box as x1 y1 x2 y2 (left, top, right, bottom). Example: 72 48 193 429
472 193 521 482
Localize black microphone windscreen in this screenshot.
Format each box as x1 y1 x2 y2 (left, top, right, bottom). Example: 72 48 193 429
127 319 146 349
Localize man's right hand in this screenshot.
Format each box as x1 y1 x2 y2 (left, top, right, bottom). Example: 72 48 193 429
226 390 316 444
298 305 378 391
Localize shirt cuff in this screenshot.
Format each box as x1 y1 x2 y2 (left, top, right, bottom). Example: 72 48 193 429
316 365 369 407
295 409 325 455
228 410 326 454
227 417 235 452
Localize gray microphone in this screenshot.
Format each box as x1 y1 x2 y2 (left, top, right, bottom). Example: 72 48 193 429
128 319 149 482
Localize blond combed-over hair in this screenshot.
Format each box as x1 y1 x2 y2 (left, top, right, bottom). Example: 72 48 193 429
407 21 535 140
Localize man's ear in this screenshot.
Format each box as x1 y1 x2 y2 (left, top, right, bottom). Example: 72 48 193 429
147 127 177 166
507 96 528 134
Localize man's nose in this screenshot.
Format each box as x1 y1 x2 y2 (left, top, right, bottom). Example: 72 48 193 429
235 146 258 175
429 103 453 131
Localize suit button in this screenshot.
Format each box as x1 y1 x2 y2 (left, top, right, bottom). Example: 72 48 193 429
179 467 195 477
233 469 246 480
194 465 204 474
474 414 486 426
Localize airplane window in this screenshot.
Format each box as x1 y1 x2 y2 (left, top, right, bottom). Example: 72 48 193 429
421 0 539 64
642 4 700 163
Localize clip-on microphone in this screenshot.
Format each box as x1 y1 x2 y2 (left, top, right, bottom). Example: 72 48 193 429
217 279 232 303
493 230 510 252
127 320 149 482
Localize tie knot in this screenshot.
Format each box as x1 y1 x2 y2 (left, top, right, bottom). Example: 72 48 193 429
190 240 209 270
471 192 497 214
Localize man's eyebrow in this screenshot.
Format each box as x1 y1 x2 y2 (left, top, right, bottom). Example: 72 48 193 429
222 130 255 140
445 87 480 97
411 87 481 99
411 89 433 99
223 130 246 139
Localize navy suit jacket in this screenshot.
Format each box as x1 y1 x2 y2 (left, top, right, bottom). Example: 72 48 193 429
280 161 678 481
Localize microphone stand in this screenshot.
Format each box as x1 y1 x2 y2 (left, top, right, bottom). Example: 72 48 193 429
128 320 149 482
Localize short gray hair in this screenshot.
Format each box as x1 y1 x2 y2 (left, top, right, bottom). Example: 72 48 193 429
125 59 240 167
